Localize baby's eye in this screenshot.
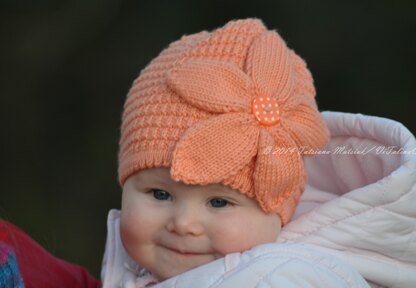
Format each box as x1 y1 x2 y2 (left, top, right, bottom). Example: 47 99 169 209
209 198 230 208
151 189 171 201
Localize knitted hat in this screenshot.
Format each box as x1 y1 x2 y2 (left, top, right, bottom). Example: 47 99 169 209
118 18 329 224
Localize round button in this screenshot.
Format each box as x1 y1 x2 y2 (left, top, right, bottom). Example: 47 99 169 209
252 96 280 126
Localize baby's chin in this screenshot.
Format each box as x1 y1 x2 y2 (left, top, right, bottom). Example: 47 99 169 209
151 257 215 281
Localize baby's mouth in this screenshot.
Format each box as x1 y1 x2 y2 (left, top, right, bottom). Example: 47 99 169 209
164 246 208 257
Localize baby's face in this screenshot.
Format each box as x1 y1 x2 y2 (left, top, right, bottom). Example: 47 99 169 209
120 167 281 281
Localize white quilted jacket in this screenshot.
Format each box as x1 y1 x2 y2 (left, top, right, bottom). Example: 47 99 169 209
101 111 416 288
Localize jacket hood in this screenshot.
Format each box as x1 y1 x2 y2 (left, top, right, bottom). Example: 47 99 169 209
278 111 416 288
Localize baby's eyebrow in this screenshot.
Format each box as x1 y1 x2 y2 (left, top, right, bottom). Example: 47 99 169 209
140 178 169 187
143 176 182 190
200 185 241 196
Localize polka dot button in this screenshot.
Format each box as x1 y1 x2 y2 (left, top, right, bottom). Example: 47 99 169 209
252 96 280 126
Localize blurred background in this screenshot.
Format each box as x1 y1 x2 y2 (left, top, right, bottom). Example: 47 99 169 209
1 0 415 278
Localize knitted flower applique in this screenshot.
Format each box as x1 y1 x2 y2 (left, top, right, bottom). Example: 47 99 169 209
166 31 329 221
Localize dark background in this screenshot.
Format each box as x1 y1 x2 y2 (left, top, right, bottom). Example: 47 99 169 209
1 0 415 278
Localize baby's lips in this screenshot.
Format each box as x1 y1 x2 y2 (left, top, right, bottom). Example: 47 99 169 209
162 242 211 255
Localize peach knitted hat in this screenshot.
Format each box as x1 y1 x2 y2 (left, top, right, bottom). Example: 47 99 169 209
118 18 329 224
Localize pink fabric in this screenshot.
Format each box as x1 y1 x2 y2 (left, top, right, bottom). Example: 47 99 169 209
278 111 416 287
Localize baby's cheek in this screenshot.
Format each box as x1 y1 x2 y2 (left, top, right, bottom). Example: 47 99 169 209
120 209 149 248
209 219 261 255
120 214 139 249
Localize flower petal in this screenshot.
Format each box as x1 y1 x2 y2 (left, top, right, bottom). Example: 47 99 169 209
245 31 294 100
254 129 305 224
171 113 259 185
280 103 329 153
167 59 254 113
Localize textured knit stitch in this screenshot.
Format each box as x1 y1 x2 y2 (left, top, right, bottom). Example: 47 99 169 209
118 18 329 224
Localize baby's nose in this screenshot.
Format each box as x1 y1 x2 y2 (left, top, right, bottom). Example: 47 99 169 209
166 205 204 236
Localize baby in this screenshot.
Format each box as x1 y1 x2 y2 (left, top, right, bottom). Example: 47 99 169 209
120 167 281 281
102 18 416 287
0 17 413 288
